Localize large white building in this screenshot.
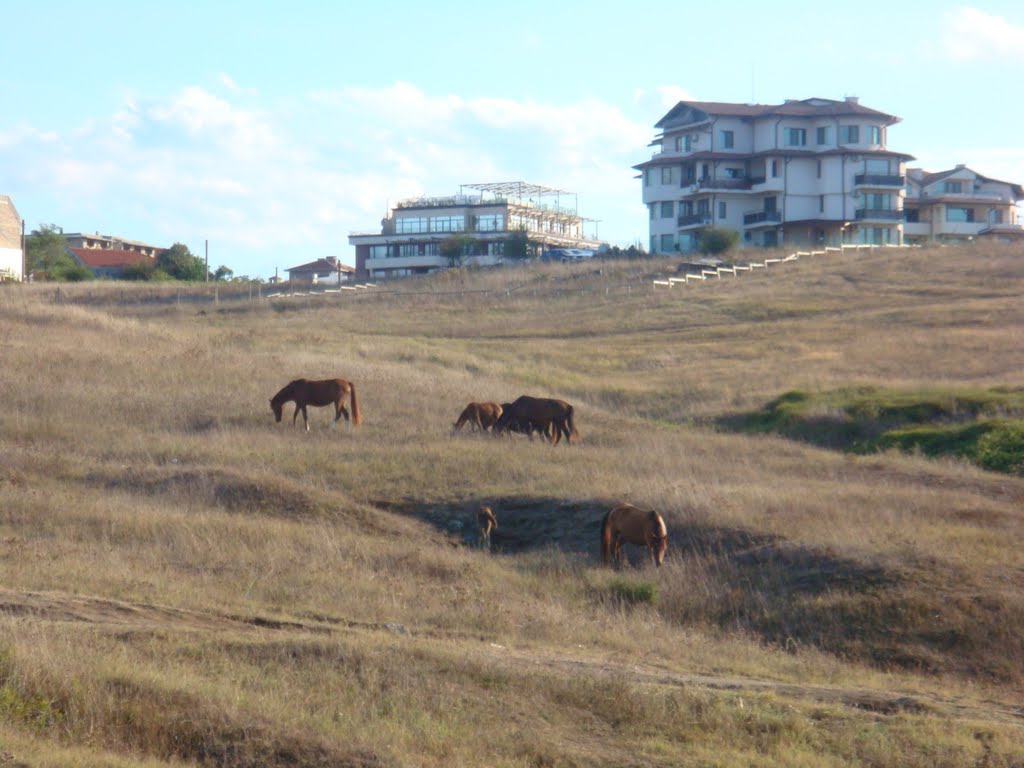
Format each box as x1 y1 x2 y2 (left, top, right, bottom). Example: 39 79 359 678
349 182 601 279
636 97 913 253
904 165 1024 245
0 195 23 281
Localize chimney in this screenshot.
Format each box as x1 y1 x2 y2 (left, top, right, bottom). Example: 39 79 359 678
845 96 859 105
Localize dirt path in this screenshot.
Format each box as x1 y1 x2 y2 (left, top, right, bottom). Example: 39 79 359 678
2 586 1022 732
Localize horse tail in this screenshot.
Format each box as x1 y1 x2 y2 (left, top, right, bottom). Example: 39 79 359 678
349 383 361 427
600 509 612 563
566 405 580 444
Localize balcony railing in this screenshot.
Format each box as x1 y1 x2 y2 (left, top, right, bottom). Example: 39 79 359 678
693 177 753 191
855 208 904 221
743 211 782 225
855 174 905 187
678 213 712 227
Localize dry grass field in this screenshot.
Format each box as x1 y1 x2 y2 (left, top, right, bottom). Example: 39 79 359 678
1 243 1023 766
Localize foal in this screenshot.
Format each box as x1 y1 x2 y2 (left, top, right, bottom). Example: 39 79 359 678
477 506 498 550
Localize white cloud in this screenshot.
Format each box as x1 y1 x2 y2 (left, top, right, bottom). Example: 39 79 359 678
3 80 654 275
941 7 1024 62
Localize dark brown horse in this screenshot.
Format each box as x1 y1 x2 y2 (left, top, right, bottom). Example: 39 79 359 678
452 402 503 434
600 503 667 568
493 395 579 445
270 378 361 431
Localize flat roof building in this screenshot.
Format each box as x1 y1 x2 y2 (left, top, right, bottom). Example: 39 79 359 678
349 182 602 279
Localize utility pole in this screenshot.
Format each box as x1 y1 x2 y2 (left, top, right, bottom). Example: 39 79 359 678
20 219 25 282
205 240 209 282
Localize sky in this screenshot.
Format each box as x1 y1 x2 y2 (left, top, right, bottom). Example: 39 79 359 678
2 1 1022 280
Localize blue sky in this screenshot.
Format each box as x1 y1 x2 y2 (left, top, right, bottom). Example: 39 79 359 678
2 1 1022 279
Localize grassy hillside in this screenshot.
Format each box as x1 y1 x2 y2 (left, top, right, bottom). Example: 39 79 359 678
1 244 1023 766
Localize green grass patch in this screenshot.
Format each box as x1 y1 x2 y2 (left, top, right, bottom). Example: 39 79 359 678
720 386 1024 475
607 578 658 606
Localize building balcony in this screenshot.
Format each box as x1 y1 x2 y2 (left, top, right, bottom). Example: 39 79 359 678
693 177 753 191
678 213 712 228
743 211 782 226
854 174 905 187
855 208 904 221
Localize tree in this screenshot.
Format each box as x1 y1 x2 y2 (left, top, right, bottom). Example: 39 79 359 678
120 259 165 281
157 243 207 281
697 227 740 256
503 227 535 262
439 235 475 268
25 224 91 280
214 265 234 282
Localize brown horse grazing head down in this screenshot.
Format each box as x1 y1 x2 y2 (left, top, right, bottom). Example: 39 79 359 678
477 506 498 549
492 395 580 445
452 402 503 435
600 503 667 568
270 378 361 431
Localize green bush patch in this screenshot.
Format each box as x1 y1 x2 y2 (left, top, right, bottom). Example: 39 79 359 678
719 387 1024 475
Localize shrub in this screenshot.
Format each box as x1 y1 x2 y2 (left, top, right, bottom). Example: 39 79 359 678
698 228 740 255
976 422 1024 475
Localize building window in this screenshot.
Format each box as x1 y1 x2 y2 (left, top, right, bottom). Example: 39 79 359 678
816 160 822 178
718 201 727 219
946 207 975 222
660 234 675 251
429 215 465 233
661 201 674 218
839 125 860 144
368 245 390 259
819 195 825 213
861 192 893 210
649 204 656 220
868 126 881 144
645 169 652 187
661 166 674 185
684 135 693 152
395 217 429 234
859 227 892 245
476 214 504 231
771 160 779 178
674 136 682 152
943 180 963 194
720 130 734 149
783 127 806 146
904 209 919 223
816 126 830 145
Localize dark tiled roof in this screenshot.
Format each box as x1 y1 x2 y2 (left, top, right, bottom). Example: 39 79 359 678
287 257 355 273
656 98 899 129
69 248 154 269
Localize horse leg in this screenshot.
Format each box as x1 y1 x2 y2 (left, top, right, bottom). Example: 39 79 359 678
292 405 300 427
301 405 310 431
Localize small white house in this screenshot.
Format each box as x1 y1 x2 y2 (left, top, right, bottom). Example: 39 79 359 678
285 256 355 286
0 195 23 281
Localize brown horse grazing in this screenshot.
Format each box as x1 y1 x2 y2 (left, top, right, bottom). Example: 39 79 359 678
477 506 498 549
452 402 503 435
493 395 579 445
270 378 361 431
600 503 667 568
